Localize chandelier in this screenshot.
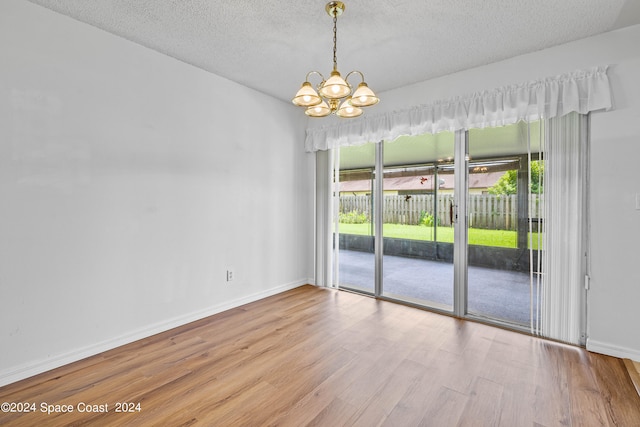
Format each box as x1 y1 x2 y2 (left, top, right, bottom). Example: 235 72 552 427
291 1 379 118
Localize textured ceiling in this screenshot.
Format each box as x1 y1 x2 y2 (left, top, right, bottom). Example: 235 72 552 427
25 0 640 103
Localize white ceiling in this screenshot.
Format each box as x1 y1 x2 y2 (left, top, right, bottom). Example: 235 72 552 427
25 0 640 104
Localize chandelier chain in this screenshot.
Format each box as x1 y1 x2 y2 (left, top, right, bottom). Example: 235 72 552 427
332 13 338 71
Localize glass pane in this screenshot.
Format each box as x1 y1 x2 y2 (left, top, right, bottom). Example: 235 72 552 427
381 133 455 310
334 144 375 293
466 121 541 327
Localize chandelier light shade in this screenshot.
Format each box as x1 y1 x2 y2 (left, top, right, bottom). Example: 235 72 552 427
336 97 363 118
319 71 351 99
292 2 379 118
292 82 322 107
350 82 380 107
305 100 332 118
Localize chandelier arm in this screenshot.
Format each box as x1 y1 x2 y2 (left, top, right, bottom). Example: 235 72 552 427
345 70 365 85
305 70 326 83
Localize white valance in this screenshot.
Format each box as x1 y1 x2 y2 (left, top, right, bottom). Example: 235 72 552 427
305 66 612 152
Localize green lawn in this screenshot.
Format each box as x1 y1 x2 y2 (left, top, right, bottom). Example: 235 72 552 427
337 223 541 249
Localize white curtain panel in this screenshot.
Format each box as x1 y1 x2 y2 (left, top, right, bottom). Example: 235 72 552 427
305 66 611 152
539 112 588 345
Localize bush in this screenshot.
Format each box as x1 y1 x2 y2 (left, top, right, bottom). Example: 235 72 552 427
339 210 369 224
418 210 437 226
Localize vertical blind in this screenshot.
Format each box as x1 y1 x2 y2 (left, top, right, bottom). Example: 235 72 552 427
539 112 589 344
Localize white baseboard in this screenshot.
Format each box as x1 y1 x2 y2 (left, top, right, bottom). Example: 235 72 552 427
0 280 309 387
587 338 640 361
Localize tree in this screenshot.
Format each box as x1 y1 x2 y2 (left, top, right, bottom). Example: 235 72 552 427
488 161 543 195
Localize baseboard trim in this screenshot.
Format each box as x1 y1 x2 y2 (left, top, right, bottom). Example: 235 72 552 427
586 338 640 361
623 359 640 397
0 280 309 388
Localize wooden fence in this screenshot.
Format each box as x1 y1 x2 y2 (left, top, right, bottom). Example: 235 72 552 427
339 194 543 231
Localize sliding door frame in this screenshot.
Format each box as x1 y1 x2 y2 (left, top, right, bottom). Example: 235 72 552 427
330 134 469 316
453 130 468 317
372 134 468 316
374 141 384 296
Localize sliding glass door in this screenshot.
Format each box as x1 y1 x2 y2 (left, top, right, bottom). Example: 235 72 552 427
330 116 585 340
380 135 455 311
465 122 543 328
333 144 376 294
332 126 539 324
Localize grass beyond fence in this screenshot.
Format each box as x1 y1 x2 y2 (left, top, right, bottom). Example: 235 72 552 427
340 194 543 231
337 223 541 249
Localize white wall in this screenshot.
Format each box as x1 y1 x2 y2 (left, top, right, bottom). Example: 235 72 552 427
310 25 640 359
0 0 314 386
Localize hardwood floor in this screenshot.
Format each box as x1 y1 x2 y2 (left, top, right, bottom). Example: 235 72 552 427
1 285 639 426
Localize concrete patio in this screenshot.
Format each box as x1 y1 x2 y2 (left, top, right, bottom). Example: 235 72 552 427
338 249 539 326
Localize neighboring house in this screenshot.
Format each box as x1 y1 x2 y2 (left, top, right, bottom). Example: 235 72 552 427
338 172 504 195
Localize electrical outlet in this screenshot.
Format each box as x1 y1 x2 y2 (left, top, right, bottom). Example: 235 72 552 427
226 270 234 282
636 193 640 210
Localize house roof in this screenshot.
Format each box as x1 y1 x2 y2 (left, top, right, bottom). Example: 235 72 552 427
339 172 503 192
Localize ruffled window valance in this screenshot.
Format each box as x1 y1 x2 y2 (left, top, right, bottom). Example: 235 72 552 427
305 66 612 152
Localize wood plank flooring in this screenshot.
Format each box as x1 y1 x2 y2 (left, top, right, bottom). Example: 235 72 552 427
1 285 639 426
